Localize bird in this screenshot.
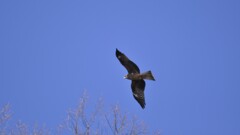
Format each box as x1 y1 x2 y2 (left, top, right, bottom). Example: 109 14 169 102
115 49 155 109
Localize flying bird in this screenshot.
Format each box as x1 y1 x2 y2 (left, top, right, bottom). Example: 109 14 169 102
116 49 155 109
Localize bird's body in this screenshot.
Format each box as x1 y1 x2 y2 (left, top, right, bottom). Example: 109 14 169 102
115 49 155 109
124 71 155 81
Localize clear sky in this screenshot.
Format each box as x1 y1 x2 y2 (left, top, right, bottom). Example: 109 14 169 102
1 0 240 134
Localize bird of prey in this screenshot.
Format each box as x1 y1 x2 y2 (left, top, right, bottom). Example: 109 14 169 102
116 49 155 109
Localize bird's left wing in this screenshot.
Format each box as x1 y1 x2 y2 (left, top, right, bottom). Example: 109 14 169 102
116 49 140 73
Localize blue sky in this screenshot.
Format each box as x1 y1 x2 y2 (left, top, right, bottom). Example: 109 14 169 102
1 0 240 134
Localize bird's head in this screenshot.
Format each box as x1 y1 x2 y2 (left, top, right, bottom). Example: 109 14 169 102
124 74 132 80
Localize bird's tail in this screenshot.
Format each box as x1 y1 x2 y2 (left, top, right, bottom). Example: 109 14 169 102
141 71 155 81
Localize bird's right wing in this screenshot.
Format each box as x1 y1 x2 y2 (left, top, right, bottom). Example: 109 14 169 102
131 80 146 109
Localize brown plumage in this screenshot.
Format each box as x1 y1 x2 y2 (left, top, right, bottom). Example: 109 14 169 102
116 49 155 109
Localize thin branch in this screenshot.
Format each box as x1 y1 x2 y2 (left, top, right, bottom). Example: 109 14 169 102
113 106 118 135
0 103 11 125
104 114 115 135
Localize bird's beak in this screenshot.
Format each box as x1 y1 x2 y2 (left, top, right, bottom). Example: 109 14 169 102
123 76 127 79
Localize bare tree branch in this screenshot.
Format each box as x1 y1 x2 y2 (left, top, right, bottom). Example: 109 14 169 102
0 92 159 135
104 114 114 135
0 104 12 135
66 91 104 135
0 104 11 125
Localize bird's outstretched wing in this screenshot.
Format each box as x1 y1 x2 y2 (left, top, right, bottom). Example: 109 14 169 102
131 80 146 109
116 49 140 73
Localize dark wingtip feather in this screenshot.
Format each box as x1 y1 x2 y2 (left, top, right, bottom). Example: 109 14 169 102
116 48 122 57
141 104 146 109
116 48 120 53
